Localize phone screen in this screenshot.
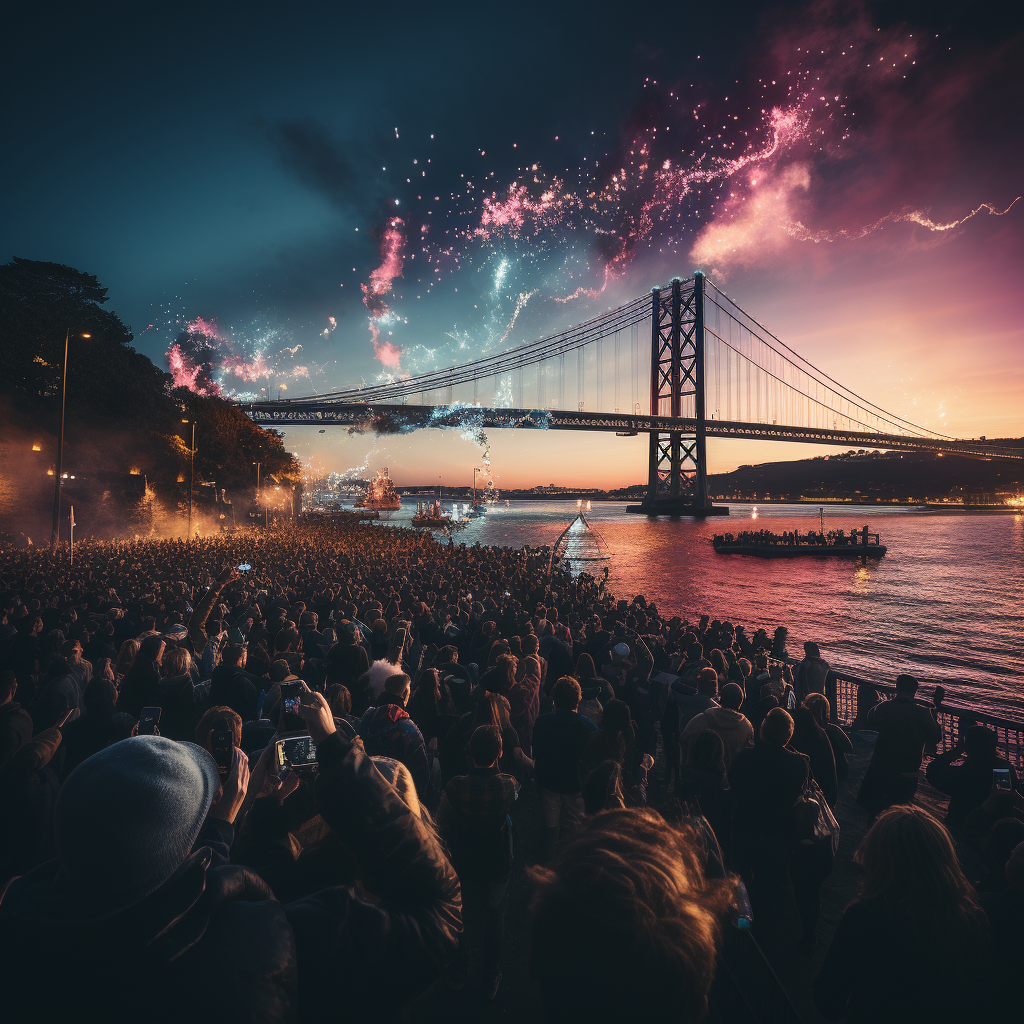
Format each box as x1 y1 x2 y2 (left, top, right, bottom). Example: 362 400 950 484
237 563 252 572
993 768 1012 793
277 735 317 768
139 707 162 735
279 681 306 733
211 725 233 775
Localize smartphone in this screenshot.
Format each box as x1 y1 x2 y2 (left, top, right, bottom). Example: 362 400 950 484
279 681 306 733
276 735 317 770
139 707 162 736
211 722 233 776
237 563 252 572
993 768 1012 793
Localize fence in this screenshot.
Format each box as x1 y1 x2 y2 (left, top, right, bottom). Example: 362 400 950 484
828 671 1024 772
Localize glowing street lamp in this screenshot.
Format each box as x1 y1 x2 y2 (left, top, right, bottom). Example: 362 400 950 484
51 331 91 548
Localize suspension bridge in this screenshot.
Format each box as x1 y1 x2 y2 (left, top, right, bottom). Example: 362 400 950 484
243 274 1024 516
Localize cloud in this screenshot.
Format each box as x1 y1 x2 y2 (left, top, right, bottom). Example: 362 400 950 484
691 163 811 274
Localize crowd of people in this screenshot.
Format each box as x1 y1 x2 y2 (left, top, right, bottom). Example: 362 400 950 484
1 519 1021 1022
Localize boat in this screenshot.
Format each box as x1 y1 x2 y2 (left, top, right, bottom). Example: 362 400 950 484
411 499 467 530
355 468 401 511
712 526 886 559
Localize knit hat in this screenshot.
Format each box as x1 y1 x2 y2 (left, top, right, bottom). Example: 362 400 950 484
54 736 220 913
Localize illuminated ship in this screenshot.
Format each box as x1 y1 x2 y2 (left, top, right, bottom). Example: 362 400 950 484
355 468 401 511
412 499 468 530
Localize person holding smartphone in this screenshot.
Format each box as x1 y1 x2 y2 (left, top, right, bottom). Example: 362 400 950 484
926 724 1019 831
0 691 461 1024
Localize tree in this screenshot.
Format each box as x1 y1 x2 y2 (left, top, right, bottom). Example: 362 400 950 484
0 257 299 497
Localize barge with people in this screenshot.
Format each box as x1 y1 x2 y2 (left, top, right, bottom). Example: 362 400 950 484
713 525 886 558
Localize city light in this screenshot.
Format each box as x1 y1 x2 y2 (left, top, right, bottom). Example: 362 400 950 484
31 444 41 451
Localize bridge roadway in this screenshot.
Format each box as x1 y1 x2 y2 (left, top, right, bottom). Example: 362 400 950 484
243 401 1024 460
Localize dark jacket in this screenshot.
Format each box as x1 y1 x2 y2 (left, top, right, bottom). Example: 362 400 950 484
154 673 200 741
0 820 297 1023
209 663 260 723
866 696 941 775
358 696 430 798
59 709 137 780
729 743 809 838
0 700 32 767
926 750 1019 831
0 731 461 1023
27 671 81 733
814 894 989 1023
532 709 598 794
791 706 838 807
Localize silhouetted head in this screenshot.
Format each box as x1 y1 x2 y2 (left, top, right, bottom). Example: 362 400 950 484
720 683 743 711
895 674 919 697
760 708 794 746
697 668 719 696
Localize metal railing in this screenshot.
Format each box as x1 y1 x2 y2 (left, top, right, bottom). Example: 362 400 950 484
828 671 1024 771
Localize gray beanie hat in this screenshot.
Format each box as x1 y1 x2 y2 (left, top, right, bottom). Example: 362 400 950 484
54 736 220 912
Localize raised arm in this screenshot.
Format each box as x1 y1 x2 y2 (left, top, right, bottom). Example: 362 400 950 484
188 565 234 656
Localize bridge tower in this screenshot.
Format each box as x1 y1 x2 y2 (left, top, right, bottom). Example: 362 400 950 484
627 272 728 517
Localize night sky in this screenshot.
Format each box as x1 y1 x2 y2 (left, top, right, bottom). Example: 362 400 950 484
4 1 1021 488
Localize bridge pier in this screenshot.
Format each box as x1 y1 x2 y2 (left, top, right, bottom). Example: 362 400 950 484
627 273 729 517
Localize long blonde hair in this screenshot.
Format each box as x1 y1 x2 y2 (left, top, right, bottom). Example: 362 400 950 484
114 639 140 681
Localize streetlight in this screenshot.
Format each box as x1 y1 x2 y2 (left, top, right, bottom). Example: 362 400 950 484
253 461 265 526
51 330 91 548
182 419 196 540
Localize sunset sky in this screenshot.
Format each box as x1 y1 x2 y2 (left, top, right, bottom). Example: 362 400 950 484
3 1 1021 488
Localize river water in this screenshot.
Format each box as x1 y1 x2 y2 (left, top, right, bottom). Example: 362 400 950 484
384 500 1024 716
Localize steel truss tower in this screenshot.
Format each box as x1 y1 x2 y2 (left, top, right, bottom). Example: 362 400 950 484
628 272 727 516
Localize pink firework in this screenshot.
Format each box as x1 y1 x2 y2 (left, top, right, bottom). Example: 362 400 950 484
474 183 563 240
222 352 272 382
167 342 219 396
361 217 406 367
186 316 223 339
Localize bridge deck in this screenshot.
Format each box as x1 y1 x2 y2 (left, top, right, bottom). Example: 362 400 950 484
243 402 1024 459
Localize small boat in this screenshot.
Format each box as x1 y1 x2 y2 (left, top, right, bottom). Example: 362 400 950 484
355 468 401 511
712 526 886 559
412 499 467 530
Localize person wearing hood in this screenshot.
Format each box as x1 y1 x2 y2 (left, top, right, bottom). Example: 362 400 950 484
358 671 430 799
680 682 754 770
0 696 461 1023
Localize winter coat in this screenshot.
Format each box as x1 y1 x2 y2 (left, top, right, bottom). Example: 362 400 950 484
0 731 461 1023
358 696 430 798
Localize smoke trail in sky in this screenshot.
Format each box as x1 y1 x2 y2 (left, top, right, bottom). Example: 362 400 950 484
361 217 406 368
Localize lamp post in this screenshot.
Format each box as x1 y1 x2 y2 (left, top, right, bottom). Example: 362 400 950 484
182 419 196 540
50 330 91 549
253 461 261 525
